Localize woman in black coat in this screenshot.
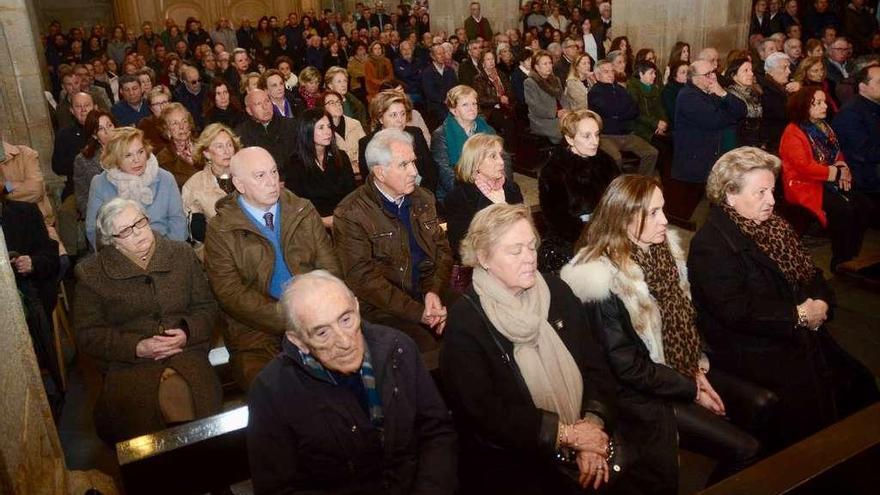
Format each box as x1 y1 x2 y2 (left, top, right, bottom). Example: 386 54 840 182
688 147 879 451
538 110 619 271
441 203 623 495
444 134 523 257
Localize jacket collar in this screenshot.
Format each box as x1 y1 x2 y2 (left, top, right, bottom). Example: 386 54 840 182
705 205 786 276
98 233 175 280
212 189 309 235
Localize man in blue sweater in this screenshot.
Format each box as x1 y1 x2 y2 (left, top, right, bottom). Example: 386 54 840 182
111 74 151 126
588 59 658 175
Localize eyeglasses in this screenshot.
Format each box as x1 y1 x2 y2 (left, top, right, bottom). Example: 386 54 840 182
695 70 717 78
324 99 342 106
151 99 170 107
113 217 149 239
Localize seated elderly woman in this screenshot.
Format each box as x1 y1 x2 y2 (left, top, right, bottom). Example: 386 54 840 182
297 66 323 110
444 133 524 256
156 102 201 188
75 198 221 443
358 89 437 192
688 147 879 450
538 110 619 271
85 127 187 248
74 109 117 216
259 69 303 119
525 50 569 144
247 270 457 494
472 50 515 137
431 85 502 202
181 123 240 244
562 53 593 111
780 87 871 271
137 85 172 154
287 107 357 228
562 175 770 490
322 90 366 174
441 203 623 494
324 66 369 130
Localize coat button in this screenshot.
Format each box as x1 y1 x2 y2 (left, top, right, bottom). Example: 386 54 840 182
613 465 620 472
393 387 399 396
399 267 404 271
397 348 403 354
351 424 357 432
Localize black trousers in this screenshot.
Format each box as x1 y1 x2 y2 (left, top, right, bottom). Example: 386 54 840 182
823 186 872 269
675 368 775 485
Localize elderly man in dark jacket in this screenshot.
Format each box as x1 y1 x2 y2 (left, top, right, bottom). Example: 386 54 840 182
248 270 457 495
833 64 880 222
235 89 297 180
671 59 747 221
334 129 452 360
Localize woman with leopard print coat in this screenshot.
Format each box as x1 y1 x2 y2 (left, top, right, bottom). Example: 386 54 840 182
561 175 774 493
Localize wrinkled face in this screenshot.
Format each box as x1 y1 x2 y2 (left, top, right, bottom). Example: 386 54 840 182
149 93 170 117
118 138 148 176
786 40 802 59
595 62 615 83
62 74 80 96
727 168 776 224
232 150 281 209
214 84 230 109
246 90 274 124
288 284 365 375
761 42 778 59
137 74 153 94
807 62 825 82
534 54 553 78
639 68 657 85
323 94 344 118
829 41 851 63
205 131 236 171
121 81 143 105
627 187 668 247
809 90 828 120
477 142 505 181
373 140 418 197
565 117 601 157
451 94 479 124
71 94 94 125
480 218 539 295
234 53 250 72
768 63 791 85
675 64 689 84
111 205 154 258
734 62 755 86
468 42 482 60
860 67 880 102
266 74 286 100
313 116 334 147
95 115 115 146
328 73 348 95
165 110 192 142
380 102 408 130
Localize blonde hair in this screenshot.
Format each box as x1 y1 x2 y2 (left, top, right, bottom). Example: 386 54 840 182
369 89 412 130
571 175 662 271
324 66 349 85
241 72 261 94
793 56 825 83
455 133 504 182
566 54 592 81
705 147 780 205
445 84 478 109
560 109 603 139
299 66 322 85
460 203 538 267
160 102 195 139
193 123 242 169
100 127 152 170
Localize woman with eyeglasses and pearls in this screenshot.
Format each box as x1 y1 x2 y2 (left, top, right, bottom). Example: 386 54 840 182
85 127 187 249
75 197 221 444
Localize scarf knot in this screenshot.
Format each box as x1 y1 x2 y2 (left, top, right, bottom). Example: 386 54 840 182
105 154 160 205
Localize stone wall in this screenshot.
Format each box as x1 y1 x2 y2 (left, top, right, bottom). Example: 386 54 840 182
32 0 114 34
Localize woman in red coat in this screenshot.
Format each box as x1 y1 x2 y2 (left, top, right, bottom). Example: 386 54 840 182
779 87 871 271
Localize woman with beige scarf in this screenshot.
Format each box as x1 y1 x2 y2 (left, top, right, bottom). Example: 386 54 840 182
562 175 771 492
441 203 622 494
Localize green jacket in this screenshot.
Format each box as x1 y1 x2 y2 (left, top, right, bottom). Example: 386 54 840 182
626 78 667 142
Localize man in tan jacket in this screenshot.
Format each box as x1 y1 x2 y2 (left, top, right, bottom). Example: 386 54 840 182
204 146 340 390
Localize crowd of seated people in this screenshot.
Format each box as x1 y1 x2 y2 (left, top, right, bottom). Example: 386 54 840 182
12 0 878 493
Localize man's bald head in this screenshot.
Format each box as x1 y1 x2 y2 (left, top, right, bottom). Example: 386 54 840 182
697 47 719 70
688 60 716 91
244 88 273 124
230 146 281 210
71 92 95 125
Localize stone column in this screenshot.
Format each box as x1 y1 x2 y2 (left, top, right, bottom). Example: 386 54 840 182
613 0 752 67
0 0 57 180
431 0 521 39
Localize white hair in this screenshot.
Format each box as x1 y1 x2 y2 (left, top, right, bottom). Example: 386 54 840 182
364 128 413 169
96 198 146 247
765 51 791 72
280 270 356 337
784 38 801 51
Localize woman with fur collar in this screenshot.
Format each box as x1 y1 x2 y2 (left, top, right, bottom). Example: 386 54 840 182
561 175 773 492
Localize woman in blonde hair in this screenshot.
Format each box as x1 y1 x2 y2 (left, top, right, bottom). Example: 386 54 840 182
561 174 769 491
444 133 523 256
85 126 186 248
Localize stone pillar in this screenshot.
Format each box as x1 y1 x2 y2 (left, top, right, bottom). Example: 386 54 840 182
431 0 521 39
0 0 57 182
613 0 752 67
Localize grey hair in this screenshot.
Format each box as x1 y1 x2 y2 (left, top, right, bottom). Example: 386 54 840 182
280 269 356 337
496 42 510 56
95 198 146 247
364 128 413 169
765 51 790 72
783 38 801 51
606 50 623 63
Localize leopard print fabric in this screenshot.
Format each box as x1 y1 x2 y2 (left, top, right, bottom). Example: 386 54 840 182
631 242 702 376
721 204 818 288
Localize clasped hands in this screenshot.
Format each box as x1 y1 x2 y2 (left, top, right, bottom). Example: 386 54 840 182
798 298 829 330
136 328 188 360
421 291 447 335
560 420 611 490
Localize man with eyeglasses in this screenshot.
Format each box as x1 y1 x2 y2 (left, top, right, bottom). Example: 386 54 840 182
670 59 747 223
112 74 150 126
826 37 854 88
173 65 206 129
137 85 173 155
204 147 340 390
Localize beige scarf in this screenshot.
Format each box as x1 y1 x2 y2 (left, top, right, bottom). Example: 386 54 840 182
472 268 583 423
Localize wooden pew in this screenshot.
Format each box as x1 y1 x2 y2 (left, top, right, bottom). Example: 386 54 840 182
699 403 880 495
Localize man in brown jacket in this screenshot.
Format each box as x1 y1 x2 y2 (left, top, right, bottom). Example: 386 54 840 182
333 129 452 360
205 146 341 390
